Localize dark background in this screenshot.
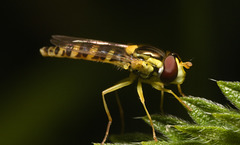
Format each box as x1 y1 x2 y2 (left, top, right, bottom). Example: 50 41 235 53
1 0 240 144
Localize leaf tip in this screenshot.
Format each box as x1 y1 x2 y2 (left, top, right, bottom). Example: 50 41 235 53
209 78 218 82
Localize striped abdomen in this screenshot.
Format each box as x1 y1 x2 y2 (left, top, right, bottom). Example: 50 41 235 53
40 44 132 70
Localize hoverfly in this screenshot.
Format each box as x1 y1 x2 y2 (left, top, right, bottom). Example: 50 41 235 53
40 35 192 144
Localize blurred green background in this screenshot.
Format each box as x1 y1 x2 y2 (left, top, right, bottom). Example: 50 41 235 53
1 0 240 144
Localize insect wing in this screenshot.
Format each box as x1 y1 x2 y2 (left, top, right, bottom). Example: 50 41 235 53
51 35 128 47
50 35 132 62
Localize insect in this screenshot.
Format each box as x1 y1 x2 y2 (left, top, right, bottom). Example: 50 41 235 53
40 35 192 144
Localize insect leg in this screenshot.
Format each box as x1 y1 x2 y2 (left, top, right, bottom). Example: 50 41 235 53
137 80 158 142
160 88 164 114
177 84 186 97
151 82 192 111
115 91 124 134
101 76 135 144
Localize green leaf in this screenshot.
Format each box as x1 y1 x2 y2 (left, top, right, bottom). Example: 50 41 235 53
217 81 240 109
181 97 229 126
110 133 153 143
141 140 206 145
175 125 240 145
212 113 240 128
142 115 190 141
94 142 141 145
182 96 229 113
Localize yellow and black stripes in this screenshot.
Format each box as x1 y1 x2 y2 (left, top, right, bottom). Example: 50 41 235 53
40 46 64 57
40 44 132 70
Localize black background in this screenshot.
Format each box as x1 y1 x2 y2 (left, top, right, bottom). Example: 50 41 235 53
1 0 240 144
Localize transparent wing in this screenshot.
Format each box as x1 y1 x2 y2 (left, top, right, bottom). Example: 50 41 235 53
50 35 132 62
51 35 128 48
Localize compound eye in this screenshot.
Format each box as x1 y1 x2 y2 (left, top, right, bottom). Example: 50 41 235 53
160 55 178 83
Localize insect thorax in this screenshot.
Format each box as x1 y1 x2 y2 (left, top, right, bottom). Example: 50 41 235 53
129 46 165 79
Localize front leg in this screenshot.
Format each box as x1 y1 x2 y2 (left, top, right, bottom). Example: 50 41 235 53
151 82 192 111
177 84 186 97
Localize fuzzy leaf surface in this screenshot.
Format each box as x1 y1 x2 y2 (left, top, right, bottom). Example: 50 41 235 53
217 81 240 109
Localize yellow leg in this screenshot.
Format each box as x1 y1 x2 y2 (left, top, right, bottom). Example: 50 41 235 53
160 89 164 114
151 82 192 111
137 80 158 142
177 84 186 97
115 91 124 134
101 76 136 144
